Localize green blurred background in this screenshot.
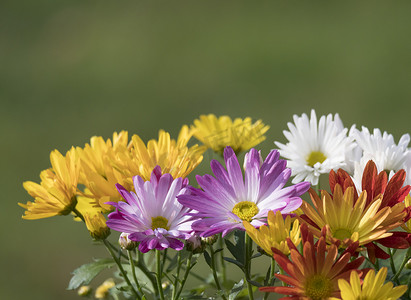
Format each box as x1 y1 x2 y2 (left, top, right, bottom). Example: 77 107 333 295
2 1 411 299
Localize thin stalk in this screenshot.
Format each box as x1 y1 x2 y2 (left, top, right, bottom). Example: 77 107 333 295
128 250 145 298
245 234 255 300
388 248 397 281
263 258 276 300
161 248 168 274
137 251 158 296
156 250 165 300
171 251 182 300
218 235 227 284
279 266 286 286
209 245 228 300
174 252 194 300
392 248 411 282
103 239 140 299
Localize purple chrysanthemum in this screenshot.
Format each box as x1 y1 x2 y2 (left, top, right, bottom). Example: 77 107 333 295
106 166 193 253
178 147 310 237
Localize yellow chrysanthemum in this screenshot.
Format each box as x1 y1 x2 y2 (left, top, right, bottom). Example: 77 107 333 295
338 268 407 300
113 125 206 181
19 148 80 220
191 114 269 155
77 131 132 212
243 210 301 255
301 185 406 247
401 195 411 233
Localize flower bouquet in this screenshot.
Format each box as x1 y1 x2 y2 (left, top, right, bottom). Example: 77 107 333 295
20 111 411 299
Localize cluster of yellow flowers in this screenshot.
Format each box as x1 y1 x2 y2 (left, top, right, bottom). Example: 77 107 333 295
20 115 268 241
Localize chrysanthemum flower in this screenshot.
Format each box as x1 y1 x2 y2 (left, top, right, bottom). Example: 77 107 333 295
301 184 407 262
95 278 115 299
106 166 193 253
275 109 354 185
19 148 80 219
191 114 269 155
77 131 132 212
113 125 206 181
338 268 407 300
83 212 110 240
243 210 301 255
178 146 310 237
260 224 365 299
351 127 411 186
329 161 411 259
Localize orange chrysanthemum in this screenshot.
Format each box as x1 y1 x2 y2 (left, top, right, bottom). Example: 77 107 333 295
329 160 411 260
301 184 406 263
260 224 365 300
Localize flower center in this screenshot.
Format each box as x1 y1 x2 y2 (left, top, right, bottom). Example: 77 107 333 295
334 228 352 240
232 201 259 222
151 216 170 230
306 151 327 167
304 274 333 300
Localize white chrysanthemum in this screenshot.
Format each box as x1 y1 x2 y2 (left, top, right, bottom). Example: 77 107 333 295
275 110 354 185
351 127 411 188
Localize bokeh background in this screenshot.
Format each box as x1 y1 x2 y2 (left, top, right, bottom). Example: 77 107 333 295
2 1 411 299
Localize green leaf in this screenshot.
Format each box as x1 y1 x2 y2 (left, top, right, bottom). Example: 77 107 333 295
203 250 212 268
67 258 115 290
223 257 244 270
225 239 244 264
229 279 244 300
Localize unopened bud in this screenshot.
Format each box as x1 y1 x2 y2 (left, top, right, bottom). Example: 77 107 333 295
201 234 218 245
95 278 115 299
84 212 110 240
119 233 138 250
77 285 92 297
185 234 206 254
162 280 171 289
406 258 411 269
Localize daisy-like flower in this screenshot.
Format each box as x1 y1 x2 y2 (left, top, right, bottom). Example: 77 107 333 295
106 166 193 253
301 184 407 262
77 131 132 212
191 114 269 155
329 161 411 259
178 147 310 237
19 148 80 219
260 224 365 299
113 125 207 181
83 212 110 240
243 210 301 256
338 268 407 300
351 127 411 186
275 109 354 185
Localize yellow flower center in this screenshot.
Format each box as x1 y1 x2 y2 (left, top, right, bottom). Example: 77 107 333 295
307 151 327 167
151 216 170 230
232 201 259 222
334 228 352 240
304 274 333 300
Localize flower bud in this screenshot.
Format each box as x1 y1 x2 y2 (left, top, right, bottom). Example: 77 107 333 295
95 278 115 299
185 234 205 254
84 212 110 240
119 233 138 250
77 285 92 297
201 234 218 245
406 258 411 269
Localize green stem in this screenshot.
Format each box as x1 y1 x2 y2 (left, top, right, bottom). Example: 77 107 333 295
315 178 321 197
174 252 193 300
72 207 85 222
128 250 145 298
103 240 140 299
137 251 158 296
209 245 228 300
161 248 168 274
218 235 227 284
245 234 255 300
392 248 411 282
156 250 165 300
279 266 286 286
263 258 276 300
172 251 182 300
388 248 398 282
